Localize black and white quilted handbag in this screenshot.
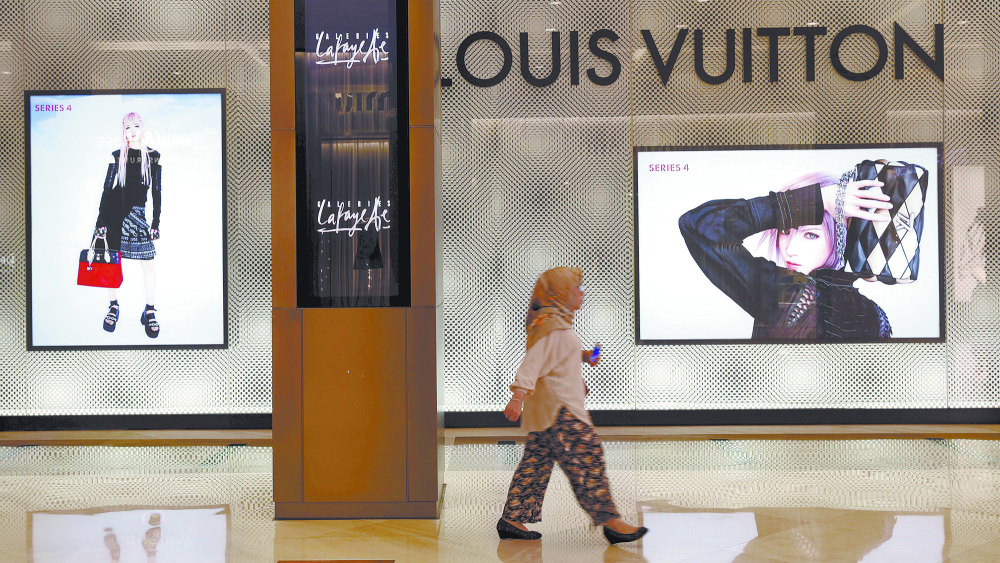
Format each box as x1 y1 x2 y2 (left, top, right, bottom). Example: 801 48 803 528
844 160 929 284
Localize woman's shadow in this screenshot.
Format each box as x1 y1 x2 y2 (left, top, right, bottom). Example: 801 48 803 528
497 539 648 563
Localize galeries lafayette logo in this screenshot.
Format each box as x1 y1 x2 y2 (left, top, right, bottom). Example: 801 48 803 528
316 198 391 235
314 28 390 68
453 23 943 87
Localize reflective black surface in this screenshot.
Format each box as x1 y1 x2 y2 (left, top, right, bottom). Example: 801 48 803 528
294 0 410 307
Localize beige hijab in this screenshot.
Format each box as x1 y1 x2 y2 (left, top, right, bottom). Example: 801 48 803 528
525 267 581 350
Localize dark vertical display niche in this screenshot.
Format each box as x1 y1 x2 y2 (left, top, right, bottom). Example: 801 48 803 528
295 0 410 307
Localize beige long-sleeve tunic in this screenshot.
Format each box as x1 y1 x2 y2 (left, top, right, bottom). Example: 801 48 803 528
510 329 592 433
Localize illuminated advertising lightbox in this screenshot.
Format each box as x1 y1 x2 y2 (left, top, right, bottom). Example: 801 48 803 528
26 90 227 350
295 0 409 307
635 144 943 344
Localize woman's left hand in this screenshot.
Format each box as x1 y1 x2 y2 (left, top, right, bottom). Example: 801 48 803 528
149 228 160 240
503 399 522 422
582 349 601 366
821 181 893 222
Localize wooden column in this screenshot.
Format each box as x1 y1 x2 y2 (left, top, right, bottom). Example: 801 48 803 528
270 0 443 519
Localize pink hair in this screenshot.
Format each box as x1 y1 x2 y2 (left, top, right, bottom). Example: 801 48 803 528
758 172 842 271
116 112 151 188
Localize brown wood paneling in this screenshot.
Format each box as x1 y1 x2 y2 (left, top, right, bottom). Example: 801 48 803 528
433 127 443 305
269 0 442 519
269 0 295 130
405 306 438 502
432 0 441 127
407 0 436 128
273 308 303 502
302 308 408 503
435 303 445 500
271 128 297 308
409 127 436 308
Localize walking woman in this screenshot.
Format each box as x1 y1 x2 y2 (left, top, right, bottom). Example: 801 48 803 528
497 267 648 545
94 111 162 338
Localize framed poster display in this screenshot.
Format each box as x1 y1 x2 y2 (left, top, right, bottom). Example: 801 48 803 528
635 143 944 345
26 89 227 350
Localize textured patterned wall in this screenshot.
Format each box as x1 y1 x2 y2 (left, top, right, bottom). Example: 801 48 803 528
441 1 998 411
943 1 999 407
0 0 271 414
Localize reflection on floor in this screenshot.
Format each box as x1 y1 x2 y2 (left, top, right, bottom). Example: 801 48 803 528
2 439 1000 562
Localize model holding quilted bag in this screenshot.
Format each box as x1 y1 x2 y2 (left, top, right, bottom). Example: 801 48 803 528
678 163 919 340
92 112 163 338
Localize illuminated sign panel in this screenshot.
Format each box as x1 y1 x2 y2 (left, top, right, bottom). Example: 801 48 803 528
295 0 410 307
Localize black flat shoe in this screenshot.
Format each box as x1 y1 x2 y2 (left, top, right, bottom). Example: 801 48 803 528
497 518 541 540
603 526 648 545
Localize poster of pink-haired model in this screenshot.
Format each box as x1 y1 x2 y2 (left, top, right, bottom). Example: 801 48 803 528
27 90 226 350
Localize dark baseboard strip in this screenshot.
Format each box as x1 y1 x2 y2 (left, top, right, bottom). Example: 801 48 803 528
0 414 272 432
445 409 1000 428
275 501 437 519
7 409 999 431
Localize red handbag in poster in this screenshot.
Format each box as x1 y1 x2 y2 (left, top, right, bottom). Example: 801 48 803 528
77 236 123 288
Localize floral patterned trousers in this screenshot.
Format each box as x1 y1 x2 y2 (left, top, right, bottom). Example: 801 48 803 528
502 407 620 525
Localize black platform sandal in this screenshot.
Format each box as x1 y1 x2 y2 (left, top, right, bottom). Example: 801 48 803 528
497 518 541 540
103 301 119 333
141 305 160 338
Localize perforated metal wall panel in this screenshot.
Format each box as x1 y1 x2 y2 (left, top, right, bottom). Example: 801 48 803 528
440 1 997 411
943 2 1000 408
0 0 271 415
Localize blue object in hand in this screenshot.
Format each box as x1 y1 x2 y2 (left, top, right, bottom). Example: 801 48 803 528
590 345 601 362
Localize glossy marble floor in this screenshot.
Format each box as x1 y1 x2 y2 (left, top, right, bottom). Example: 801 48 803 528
2 437 1000 562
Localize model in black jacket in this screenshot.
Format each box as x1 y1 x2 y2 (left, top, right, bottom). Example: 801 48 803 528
679 174 893 340
92 112 162 338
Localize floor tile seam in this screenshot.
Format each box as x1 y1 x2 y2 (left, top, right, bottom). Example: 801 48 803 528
942 539 1000 562
941 537 1000 562
672 540 754 563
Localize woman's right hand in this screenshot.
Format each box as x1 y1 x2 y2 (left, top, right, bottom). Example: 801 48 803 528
821 180 893 222
94 226 107 237
504 399 522 422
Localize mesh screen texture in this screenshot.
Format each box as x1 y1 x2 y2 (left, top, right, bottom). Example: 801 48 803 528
0 0 271 415
440 0 998 412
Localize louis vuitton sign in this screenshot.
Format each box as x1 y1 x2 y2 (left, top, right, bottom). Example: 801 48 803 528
455 23 944 88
